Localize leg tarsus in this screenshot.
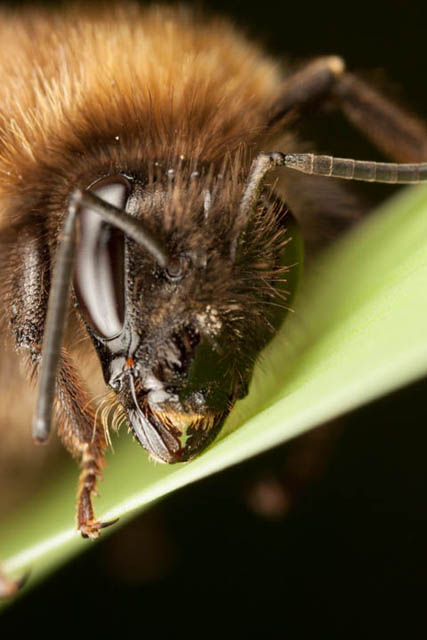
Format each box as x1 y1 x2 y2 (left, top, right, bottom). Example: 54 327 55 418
75 441 119 539
55 351 111 539
75 444 107 539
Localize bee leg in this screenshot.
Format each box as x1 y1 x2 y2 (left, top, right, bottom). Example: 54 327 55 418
331 72 427 163
270 56 427 163
7 229 112 539
55 351 113 539
268 56 347 125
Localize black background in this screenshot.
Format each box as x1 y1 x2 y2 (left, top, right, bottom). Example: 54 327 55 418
2 0 427 636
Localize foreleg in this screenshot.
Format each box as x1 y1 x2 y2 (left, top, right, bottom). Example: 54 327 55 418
8 227 110 538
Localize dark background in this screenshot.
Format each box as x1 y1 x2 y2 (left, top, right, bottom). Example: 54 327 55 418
2 0 427 636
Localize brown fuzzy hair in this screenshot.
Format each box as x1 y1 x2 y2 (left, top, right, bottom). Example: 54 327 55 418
0 2 291 222
0 3 298 448
0 2 360 461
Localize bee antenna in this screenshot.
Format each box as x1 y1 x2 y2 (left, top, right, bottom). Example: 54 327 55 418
71 189 171 266
282 153 427 184
238 150 427 233
32 189 171 443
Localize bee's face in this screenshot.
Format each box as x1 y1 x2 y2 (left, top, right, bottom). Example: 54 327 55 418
73 162 298 462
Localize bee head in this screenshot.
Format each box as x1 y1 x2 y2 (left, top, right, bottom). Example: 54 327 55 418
73 156 301 462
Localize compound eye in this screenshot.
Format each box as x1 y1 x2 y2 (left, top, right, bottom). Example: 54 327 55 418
73 175 130 339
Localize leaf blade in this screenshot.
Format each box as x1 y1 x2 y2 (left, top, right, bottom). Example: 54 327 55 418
1 185 427 602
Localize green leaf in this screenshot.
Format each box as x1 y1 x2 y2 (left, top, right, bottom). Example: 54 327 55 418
1 184 427 603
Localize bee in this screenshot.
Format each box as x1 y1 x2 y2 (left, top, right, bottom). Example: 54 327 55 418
0 1 426 597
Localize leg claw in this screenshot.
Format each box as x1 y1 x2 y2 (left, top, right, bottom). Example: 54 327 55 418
100 517 120 530
79 517 119 539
